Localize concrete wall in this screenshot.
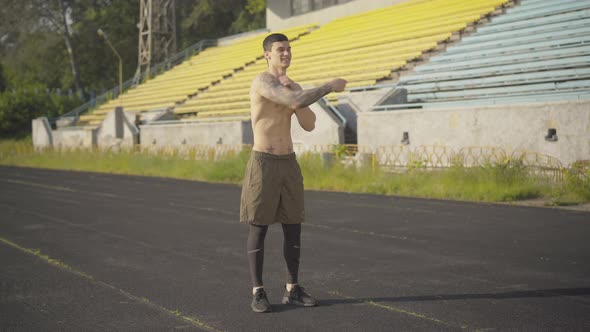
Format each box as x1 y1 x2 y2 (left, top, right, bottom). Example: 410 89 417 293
35 105 345 152
138 103 343 151
291 103 344 146
33 108 139 150
267 0 411 31
357 100 590 166
52 127 97 149
140 119 253 150
96 107 139 150
140 109 175 123
337 88 393 135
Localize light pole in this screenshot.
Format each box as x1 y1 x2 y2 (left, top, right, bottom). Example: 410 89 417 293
97 29 123 97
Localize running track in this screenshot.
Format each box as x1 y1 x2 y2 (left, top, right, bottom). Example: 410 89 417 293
1 166 589 331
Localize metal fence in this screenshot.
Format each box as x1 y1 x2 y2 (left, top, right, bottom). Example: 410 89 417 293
141 143 247 161
290 144 576 182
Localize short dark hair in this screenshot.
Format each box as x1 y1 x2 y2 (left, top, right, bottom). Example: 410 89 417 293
263 33 289 52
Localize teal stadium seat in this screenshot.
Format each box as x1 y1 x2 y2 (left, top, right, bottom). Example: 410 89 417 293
457 17 590 45
389 0 590 106
486 0 590 25
428 35 590 63
373 91 590 110
475 9 590 35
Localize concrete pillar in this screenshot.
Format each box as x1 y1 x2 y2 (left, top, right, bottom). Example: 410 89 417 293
32 117 53 149
97 107 139 150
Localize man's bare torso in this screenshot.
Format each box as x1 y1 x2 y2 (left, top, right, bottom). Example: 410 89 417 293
250 73 296 155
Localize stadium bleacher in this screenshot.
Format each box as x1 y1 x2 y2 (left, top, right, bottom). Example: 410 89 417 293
37 0 589 165
177 0 510 121
80 0 510 125
383 0 590 109
77 24 317 126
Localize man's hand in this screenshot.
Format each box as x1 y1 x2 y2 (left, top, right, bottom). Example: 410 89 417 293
328 78 347 92
279 75 294 88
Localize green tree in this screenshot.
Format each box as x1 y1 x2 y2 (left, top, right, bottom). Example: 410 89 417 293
2 32 68 89
31 0 88 98
0 0 268 138
177 0 265 49
73 1 140 91
230 0 266 34
0 0 89 97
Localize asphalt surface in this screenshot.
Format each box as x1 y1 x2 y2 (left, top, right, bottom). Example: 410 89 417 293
0 165 589 331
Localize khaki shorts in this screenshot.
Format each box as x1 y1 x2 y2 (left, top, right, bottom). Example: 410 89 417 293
240 151 305 225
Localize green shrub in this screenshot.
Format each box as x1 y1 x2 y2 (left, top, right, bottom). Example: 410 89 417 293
0 85 82 138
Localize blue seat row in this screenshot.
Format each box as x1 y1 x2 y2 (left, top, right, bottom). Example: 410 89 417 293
404 68 590 93
487 0 590 26
408 79 590 102
476 9 590 35
402 56 590 83
374 91 590 110
445 25 590 54
415 45 590 74
429 35 590 64
388 0 590 106
459 16 590 45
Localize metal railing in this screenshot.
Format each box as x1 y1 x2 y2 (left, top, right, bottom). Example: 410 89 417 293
319 96 347 128
348 83 398 93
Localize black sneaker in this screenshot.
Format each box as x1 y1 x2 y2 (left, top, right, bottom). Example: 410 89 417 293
251 288 272 313
282 285 318 307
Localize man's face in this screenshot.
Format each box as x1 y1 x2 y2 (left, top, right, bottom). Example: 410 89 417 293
265 41 291 69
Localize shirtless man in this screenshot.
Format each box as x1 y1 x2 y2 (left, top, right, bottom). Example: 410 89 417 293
240 33 346 313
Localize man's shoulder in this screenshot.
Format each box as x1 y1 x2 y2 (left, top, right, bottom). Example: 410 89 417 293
252 72 265 82
253 72 278 85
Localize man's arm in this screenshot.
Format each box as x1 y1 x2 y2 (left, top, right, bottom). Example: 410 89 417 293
254 73 346 110
291 82 316 132
295 108 316 132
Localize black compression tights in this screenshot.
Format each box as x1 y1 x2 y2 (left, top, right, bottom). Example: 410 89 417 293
247 224 301 287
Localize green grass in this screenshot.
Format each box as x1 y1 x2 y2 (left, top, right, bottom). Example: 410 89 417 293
0 139 248 184
298 153 548 202
1 139 588 204
547 166 590 206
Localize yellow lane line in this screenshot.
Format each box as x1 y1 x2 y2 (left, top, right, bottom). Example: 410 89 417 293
0 236 224 332
168 202 239 217
0 236 92 279
0 203 235 268
0 178 140 201
328 290 470 330
312 198 440 214
306 223 418 242
0 178 78 192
